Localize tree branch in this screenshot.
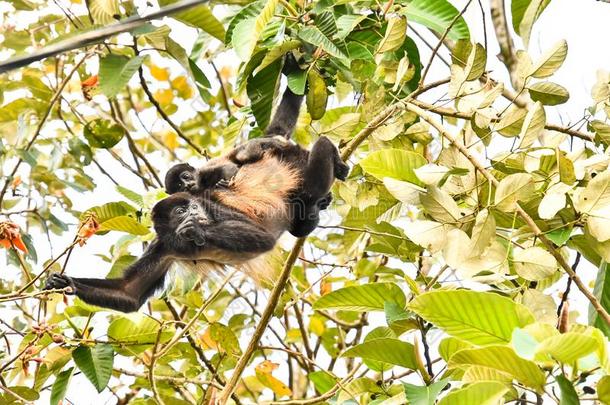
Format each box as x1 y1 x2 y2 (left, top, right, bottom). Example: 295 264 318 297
0 0 207 73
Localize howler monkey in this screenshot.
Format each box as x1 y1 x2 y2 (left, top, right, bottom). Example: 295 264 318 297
44 55 349 312
45 193 278 312
165 85 348 236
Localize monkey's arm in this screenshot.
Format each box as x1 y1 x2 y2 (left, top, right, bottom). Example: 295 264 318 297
45 241 172 312
203 220 277 253
195 163 239 192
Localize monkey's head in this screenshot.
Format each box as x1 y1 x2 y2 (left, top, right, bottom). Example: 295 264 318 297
164 163 196 194
152 193 211 248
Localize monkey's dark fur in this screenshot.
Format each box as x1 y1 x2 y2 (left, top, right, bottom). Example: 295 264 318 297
44 55 349 312
46 193 277 312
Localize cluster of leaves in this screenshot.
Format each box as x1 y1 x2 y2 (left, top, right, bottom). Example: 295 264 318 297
1 0 610 404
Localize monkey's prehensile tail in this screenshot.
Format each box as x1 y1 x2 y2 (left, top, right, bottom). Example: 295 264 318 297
264 87 304 139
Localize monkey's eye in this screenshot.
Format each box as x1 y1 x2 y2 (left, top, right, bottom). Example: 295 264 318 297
175 207 187 215
180 172 193 180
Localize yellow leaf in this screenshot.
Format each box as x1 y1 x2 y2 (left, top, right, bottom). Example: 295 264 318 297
150 65 169 81
171 75 193 99
154 89 174 107
255 361 291 397
162 131 178 150
198 328 219 350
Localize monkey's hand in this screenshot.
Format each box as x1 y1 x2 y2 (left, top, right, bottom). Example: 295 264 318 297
44 273 76 294
180 225 206 247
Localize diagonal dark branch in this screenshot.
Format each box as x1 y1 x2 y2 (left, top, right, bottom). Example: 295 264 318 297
0 0 207 73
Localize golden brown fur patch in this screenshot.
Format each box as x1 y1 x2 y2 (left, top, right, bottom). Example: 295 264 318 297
212 153 300 225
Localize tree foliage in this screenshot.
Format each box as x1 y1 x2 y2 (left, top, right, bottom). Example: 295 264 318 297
1 0 610 403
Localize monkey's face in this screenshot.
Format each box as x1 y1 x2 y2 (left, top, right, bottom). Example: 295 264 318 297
164 163 197 194
153 194 210 247
171 200 210 246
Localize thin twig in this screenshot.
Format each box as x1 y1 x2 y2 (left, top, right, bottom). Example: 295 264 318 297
419 0 473 87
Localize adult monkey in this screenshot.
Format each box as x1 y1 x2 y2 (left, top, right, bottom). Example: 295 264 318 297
44 54 349 312
165 54 348 236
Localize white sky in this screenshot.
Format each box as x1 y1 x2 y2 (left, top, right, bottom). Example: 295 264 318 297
2 0 610 403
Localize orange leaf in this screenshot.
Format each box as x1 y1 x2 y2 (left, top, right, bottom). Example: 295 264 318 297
0 221 28 254
77 213 100 246
11 175 22 190
81 75 99 101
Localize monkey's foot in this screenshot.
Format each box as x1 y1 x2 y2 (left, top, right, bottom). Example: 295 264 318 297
44 273 76 294
335 161 350 181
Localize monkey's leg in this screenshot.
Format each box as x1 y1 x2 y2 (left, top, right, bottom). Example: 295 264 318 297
302 136 348 199
45 242 172 312
289 137 348 237
288 193 332 237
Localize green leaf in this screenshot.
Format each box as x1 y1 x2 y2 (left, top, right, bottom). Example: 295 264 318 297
87 201 137 223
298 26 349 60
99 54 144 99
287 69 307 95
108 314 174 354
306 70 328 120
403 378 450 405
225 0 264 45
528 81 569 105
536 332 598 363
437 381 508 405
337 378 385 404
409 290 534 345
336 14 367 39
160 0 225 41
116 185 145 208
515 0 552 48
50 367 74 405
99 216 149 236
342 338 417 369
308 371 337 394
530 40 568 78
450 346 545 390
376 16 407 54
255 40 301 74
401 0 470 41
231 0 278 61
555 375 579 405
83 118 126 149
591 263 610 339
314 282 406 312
247 59 282 130
72 345 114 392
360 149 426 185
598 375 610 405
